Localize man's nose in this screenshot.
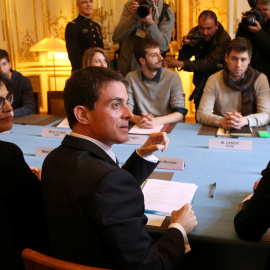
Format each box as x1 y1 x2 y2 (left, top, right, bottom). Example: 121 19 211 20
123 105 133 120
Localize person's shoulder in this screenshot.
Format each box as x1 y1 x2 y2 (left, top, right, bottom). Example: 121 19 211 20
207 69 223 82
126 69 141 79
217 22 231 40
161 67 178 78
0 140 23 160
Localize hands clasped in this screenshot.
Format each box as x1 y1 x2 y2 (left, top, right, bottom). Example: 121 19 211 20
219 112 249 130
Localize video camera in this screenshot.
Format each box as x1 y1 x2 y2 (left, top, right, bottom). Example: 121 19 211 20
178 31 204 61
137 0 155 18
241 0 263 27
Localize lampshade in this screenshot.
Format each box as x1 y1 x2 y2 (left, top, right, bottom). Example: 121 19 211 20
30 37 66 52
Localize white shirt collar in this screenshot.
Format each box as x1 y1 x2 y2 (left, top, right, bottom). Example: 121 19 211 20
70 132 117 163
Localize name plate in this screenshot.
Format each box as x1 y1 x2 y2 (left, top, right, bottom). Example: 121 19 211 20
209 138 253 151
42 128 70 138
36 147 55 158
125 134 148 145
157 157 185 171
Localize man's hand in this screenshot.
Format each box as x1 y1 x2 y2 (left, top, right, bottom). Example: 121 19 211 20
29 166 42 181
171 203 197 234
130 1 139 20
253 177 261 191
163 59 184 68
219 112 249 129
248 20 262 33
137 132 169 156
140 7 154 27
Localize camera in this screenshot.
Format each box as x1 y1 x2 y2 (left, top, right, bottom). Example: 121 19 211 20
178 32 204 61
137 0 155 18
241 0 263 27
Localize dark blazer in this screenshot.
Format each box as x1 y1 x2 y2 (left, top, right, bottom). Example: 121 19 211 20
0 140 50 270
42 135 185 270
65 14 104 72
234 161 270 241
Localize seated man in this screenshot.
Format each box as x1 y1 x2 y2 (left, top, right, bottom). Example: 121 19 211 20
197 37 270 128
126 38 187 129
0 49 35 117
234 161 270 269
41 67 197 269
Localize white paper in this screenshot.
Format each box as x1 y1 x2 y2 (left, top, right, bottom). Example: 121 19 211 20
57 118 70 128
216 128 230 137
143 179 198 216
157 157 185 171
145 213 165 227
128 124 164 135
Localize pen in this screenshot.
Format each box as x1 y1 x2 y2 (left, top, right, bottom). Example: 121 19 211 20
210 182 216 198
162 123 170 132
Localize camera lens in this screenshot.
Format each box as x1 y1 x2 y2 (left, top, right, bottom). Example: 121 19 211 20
241 14 256 27
137 5 150 18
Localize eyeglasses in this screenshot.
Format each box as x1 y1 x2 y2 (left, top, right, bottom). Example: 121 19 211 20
0 92 14 110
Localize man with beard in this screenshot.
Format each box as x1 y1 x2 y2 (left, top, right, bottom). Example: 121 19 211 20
164 10 231 113
197 37 270 128
126 38 187 129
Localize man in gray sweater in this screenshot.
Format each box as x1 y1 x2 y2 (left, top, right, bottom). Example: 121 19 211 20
126 38 187 129
113 0 174 76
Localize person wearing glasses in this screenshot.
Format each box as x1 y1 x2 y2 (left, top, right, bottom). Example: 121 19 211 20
82 47 109 68
65 0 104 72
0 73 50 269
0 49 36 117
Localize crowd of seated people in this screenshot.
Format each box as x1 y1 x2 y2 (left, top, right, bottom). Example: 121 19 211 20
1 0 270 269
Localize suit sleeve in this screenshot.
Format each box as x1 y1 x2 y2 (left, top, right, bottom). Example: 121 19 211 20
234 161 270 241
65 22 83 71
90 168 185 270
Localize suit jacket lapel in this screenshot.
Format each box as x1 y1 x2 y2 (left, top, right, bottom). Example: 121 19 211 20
62 135 119 167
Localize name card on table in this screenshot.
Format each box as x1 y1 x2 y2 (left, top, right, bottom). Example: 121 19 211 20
209 139 253 151
157 157 185 171
36 147 55 158
42 128 71 139
125 134 148 145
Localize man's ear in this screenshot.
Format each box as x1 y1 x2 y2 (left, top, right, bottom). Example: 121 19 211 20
73 105 90 125
225 53 228 63
139 57 145 66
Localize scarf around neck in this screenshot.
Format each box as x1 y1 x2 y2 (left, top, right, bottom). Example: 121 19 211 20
223 64 261 116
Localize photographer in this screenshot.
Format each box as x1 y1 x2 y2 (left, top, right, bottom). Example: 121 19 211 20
236 0 270 83
113 0 175 76
164 10 231 113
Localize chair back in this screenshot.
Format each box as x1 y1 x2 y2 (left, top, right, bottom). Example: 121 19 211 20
47 91 66 115
22 248 113 270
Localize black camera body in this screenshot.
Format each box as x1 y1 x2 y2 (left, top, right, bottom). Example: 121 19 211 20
241 0 264 27
178 32 204 60
137 0 155 18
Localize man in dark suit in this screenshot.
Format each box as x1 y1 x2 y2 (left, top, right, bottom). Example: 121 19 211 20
234 161 270 269
41 67 197 269
65 0 104 72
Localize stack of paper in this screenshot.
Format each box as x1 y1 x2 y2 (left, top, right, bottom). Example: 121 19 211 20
143 179 198 216
128 124 164 135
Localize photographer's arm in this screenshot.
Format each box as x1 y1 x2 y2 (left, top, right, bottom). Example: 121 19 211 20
113 1 141 43
144 6 175 53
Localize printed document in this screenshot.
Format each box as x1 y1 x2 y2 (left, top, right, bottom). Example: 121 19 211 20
143 179 198 216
